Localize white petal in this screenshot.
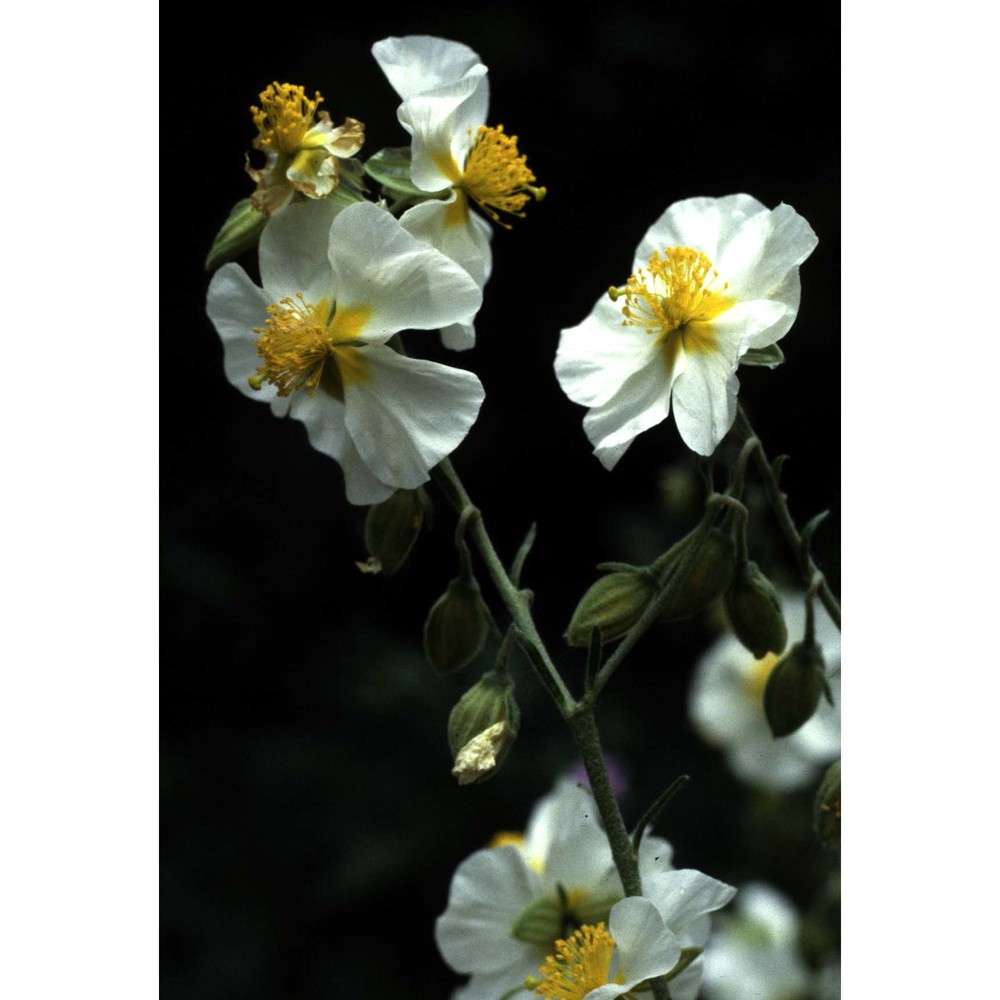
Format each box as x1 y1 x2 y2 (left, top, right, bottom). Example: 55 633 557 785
343 347 484 489
524 780 601 864
607 897 682 989
399 68 489 192
744 268 802 350
555 295 658 408
716 202 818 301
644 870 737 934
206 264 277 403
664 954 704 1000
286 391 394 505
400 197 494 290
636 834 674 879
440 321 477 351
435 845 541 974
258 198 343 299
669 345 740 456
636 194 769 269
328 202 483 338
583 353 677 470
372 35 483 101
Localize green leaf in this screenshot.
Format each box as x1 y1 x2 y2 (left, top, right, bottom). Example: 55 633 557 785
205 198 266 271
741 342 785 368
363 146 425 196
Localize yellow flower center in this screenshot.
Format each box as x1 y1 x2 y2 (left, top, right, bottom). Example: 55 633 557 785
488 831 526 850
251 83 324 155
534 923 623 1000
251 293 372 399
611 247 735 366
746 652 780 702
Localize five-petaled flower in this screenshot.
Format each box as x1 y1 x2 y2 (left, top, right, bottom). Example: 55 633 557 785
372 35 545 349
435 779 735 1000
247 82 365 216
688 590 840 792
206 199 485 505
555 194 818 463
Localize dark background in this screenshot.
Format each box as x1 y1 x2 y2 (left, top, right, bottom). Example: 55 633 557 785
162 6 840 997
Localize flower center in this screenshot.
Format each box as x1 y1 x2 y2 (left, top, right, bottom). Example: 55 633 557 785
251 83 324 155
251 293 371 399
459 125 546 228
533 923 623 1000
746 652 780 702
611 246 735 362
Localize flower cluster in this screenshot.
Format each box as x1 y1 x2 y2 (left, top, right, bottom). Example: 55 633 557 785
436 779 735 1000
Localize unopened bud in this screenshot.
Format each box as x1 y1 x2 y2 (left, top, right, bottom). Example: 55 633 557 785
814 759 841 850
565 569 658 647
448 672 520 785
762 639 830 737
724 561 788 657
363 488 427 575
657 527 736 622
423 578 488 674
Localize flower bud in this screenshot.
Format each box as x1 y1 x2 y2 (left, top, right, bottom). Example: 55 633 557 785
724 561 788 657
363 488 427 575
205 198 266 271
423 578 488 674
814 759 841 850
762 639 829 737
657 527 736 622
565 569 658 647
448 672 520 785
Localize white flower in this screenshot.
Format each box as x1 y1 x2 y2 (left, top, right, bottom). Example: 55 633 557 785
531 897 681 1000
435 779 734 1000
701 883 811 1000
689 590 840 791
246 82 364 216
205 199 485 505
372 35 545 350
555 194 818 463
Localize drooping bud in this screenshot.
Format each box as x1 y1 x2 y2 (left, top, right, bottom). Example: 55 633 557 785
814 759 841 850
724 561 788 657
205 198 266 271
448 671 520 785
423 578 488 674
656 526 736 622
762 639 830 737
363 488 428 575
565 568 658 647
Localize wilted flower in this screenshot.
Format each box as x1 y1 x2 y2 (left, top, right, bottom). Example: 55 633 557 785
555 194 817 462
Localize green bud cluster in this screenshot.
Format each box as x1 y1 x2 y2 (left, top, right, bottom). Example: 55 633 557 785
447 671 520 785
762 638 831 737
724 561 788 657
423 578 488 674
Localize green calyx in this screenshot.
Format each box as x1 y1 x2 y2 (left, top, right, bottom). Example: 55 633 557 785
724 561 788 658
424 577 488 674
565 568 658 647
762 638 831 737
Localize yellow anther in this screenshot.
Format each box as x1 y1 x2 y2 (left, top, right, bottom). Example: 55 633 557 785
461 125 543 228
489 831 526 850
252 293 371 399
617 246 736 361
534 923 623 1000
251 82 324 155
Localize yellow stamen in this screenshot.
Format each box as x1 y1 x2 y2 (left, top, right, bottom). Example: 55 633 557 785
251 293 371 399
746 652 780 702
251 82 324 155
534 923 623 1000
615 247 735 364
460 125 545 228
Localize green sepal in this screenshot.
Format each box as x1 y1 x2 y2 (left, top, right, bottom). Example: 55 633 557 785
205 198 266 271
363 488 429 575
724 560 788 658
424 578 489 674
511 892 563 947
762 639 828 737
569 891 622 928
741 343 785 368
565 570 658 647
813 759 841 850
667 947 703 981
363 146 426 197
